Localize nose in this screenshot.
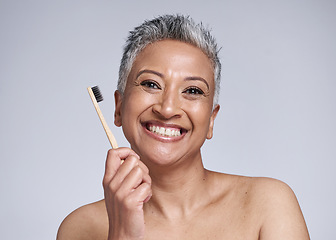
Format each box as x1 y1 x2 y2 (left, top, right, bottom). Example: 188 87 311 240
152 89 183 119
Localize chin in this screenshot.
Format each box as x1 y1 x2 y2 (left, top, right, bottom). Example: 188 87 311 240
135 146 183 166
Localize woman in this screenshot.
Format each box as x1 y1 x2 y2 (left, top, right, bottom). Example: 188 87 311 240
57 15 310 240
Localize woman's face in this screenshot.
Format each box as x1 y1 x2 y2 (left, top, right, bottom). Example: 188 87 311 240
114 40 219 166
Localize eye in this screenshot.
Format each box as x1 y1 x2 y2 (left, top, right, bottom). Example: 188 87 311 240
183 87 204 95
140 80 161 89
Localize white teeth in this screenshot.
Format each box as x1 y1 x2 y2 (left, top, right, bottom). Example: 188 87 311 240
166 129 171 135
148 125 181 137
173 130 181 136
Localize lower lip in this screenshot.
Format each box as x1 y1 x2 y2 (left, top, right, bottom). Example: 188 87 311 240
143 125 185 143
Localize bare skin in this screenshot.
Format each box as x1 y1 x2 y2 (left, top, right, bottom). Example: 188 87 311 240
57 171 309 240
57 40 310 240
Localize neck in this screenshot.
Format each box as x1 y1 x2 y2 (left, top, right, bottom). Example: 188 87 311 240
143 153 212 220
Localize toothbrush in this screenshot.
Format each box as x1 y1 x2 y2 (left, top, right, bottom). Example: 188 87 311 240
87 86 118 149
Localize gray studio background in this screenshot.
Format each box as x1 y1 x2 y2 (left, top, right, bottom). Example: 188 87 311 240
1 0 335 239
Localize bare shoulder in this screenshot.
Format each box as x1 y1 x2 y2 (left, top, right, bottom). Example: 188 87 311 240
212 172 296 199
211 173 310 239
214 174 301 211
247 177 303 215
248 177 297 201
57 199 108 240
248 177 310 240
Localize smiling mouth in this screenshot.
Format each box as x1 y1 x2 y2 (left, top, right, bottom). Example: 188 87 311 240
145 123 185 137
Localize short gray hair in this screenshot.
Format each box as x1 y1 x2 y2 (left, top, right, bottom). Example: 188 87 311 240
118 14 221 105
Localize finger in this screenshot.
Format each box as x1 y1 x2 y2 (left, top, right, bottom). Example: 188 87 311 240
116 165 151 196
128 182 152 207
137 160 149 175
121 182 152 211
103 148 139 186
108 155 141 192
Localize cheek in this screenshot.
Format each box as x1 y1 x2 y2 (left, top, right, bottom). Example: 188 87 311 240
187 102 212 129
121 91 152 125
120 98 138 144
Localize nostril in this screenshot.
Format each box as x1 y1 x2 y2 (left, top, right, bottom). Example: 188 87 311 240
152 98 183 120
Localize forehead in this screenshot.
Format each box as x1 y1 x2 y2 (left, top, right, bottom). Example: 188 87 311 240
129 40 215 84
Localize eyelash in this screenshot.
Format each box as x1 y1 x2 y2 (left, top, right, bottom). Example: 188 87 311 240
139 80 205 96
140 80 161 89
183 87 205 95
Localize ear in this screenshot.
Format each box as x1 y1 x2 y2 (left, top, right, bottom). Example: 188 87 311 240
206 104 220 140
114 90 123 127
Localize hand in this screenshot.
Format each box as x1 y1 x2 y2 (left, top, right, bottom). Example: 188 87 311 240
103 148 152 240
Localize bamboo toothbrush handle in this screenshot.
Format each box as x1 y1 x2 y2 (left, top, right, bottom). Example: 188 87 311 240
87 87 118 149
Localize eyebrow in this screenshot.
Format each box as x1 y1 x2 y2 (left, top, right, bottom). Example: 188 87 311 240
136 69 210 90
136 69 164 79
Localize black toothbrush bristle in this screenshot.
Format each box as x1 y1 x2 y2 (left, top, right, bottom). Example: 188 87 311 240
91 86 104 102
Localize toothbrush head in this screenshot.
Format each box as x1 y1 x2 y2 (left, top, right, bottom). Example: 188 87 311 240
91 86 104 103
